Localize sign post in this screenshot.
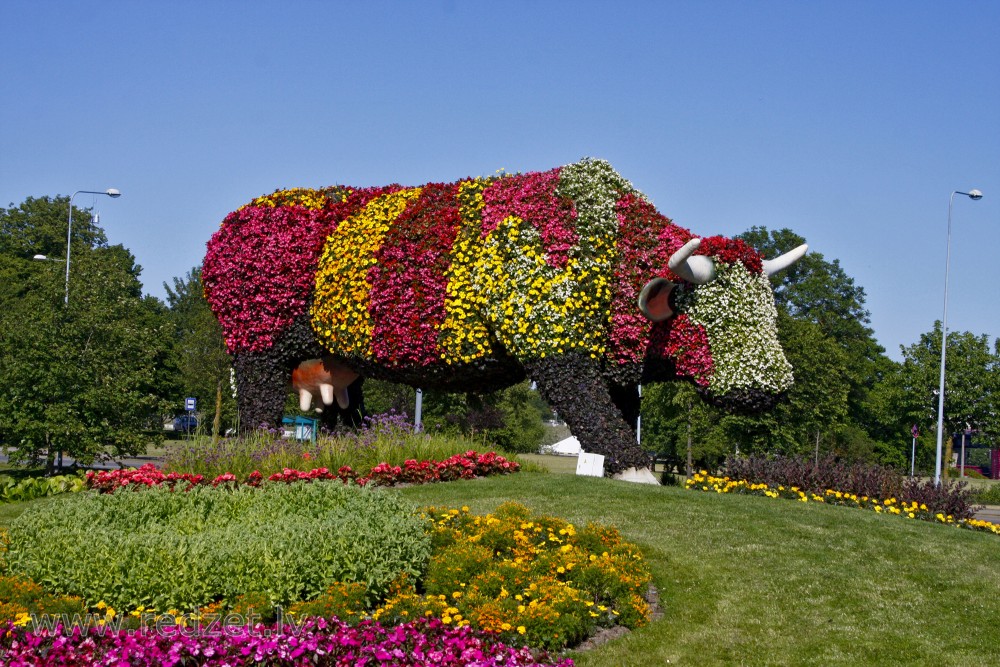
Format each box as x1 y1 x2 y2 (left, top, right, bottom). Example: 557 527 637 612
185 397 197 435
910 425 918 478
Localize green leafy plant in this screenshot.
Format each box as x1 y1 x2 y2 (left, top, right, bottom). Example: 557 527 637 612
4 482 431 612
0 472 87 504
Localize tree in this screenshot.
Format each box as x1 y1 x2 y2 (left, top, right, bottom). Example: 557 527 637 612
164 267 235 437
738 227 894 456
0 196 107 259
870 323 999 471
0 197 174 471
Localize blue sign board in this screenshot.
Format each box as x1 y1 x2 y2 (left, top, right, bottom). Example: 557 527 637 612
185 397 197 411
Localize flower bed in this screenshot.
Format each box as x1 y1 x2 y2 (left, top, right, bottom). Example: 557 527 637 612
369 502 652 651
86 451 519 493
724 454 978 518
2 499 653 657
0 616 573 666
685 471 1000 536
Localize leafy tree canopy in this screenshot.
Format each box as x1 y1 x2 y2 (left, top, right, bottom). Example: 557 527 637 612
0 196 174 471
164 267 235 436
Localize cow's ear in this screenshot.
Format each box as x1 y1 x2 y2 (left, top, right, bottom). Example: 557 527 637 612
637 278 676 322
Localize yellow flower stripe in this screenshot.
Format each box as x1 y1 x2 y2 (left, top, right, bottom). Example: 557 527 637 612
249 187 334 210
311 188 423 357
439 178 498 363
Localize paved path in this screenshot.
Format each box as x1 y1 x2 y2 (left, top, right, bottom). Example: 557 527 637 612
974 505 1000 523
0 453 162 471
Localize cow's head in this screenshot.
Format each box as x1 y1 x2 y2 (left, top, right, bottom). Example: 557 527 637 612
638 238 806 411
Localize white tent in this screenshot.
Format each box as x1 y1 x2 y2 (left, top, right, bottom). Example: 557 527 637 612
545 436 581 456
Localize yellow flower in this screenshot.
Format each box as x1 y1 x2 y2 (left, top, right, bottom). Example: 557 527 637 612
517 626 526 634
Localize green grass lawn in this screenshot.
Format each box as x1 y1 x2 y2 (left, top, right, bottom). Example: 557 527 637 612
2 471 998 666
399 473 1000 666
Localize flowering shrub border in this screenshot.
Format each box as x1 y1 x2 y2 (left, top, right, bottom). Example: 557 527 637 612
685 471 999 536
723 454 978 519
85 451 520 493
372 502 653 651
0 616 573 667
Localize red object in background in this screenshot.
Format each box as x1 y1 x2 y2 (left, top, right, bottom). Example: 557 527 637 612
991 448 1000 480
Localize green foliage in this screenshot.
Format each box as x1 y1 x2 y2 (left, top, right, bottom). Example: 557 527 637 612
870 323 999 459
0 196 176 471
160 418 496 480
4 482 431 612
972 483 1000 505
163 267 236 437
0 196 107 260
0 472 87 504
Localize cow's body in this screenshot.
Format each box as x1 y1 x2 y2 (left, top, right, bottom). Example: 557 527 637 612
204 159 804 476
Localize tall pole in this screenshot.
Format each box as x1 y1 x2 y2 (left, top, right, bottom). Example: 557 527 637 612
934 189 982 486
52 188 121 472
65 189 122 306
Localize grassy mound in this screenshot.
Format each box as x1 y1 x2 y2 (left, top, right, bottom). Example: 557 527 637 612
398 471 1000 666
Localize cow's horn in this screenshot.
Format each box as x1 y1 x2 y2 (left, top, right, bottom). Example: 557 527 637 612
762 244 808 276
668 238 716 284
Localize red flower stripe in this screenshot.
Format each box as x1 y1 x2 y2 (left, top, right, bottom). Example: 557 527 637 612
610 193 693 364
369 182 463 367
203 186 395 354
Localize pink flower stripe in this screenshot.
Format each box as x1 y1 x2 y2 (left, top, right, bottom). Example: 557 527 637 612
0 616 573 667
85 451 520 493
481 169 578 269
203 186 397 354
649 314 714 386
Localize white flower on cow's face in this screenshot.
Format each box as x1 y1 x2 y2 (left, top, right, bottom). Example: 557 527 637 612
682 262 793 396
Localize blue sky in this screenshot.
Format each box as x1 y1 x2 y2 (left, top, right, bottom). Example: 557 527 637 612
2 0 997 361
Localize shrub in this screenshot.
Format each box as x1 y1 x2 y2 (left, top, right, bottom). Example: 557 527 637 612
972 483 1000 505
0 473 88 504
0 574 86 624
374 503 652 651
4 482 431 612
724 455 978 519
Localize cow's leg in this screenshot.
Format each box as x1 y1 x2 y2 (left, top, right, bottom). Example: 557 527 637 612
527 354 651 476
316 376 367 431
609 383 640 433
233 351 288 434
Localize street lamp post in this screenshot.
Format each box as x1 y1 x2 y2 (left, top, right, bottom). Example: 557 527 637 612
64 189 121 305
33 188 121 474
934 188 983 486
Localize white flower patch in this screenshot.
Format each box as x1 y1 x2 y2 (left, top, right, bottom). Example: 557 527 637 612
683 263 794 396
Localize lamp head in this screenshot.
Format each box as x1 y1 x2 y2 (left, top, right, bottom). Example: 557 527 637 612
33 254 47 260
106 188 122 198
967 189 983 201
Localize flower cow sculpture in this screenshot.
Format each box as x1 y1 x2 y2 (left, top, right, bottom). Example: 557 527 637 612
203 159 806 481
